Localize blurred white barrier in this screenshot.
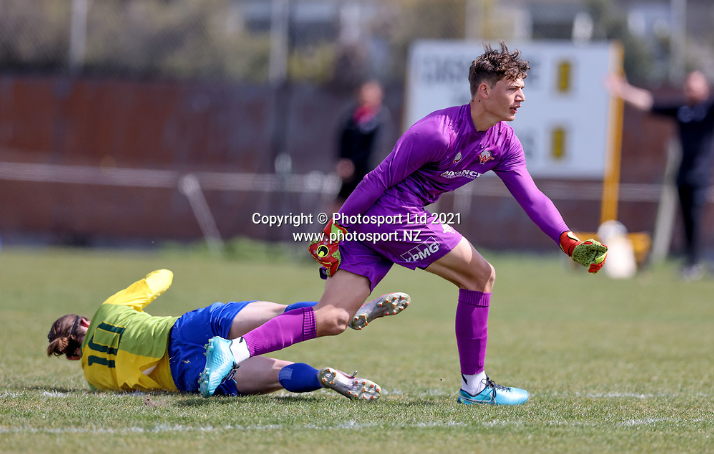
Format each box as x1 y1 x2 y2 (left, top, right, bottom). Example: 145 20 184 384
7 160 714 206
0 161 341 193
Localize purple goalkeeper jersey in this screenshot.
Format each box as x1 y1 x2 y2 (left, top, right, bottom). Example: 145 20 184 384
338 104 569 243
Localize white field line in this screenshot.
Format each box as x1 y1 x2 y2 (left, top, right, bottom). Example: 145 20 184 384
0 421 468 434
388 389 712 399
40 391 69 398
4 417 712 434
534 391 714 399
619 418 668 426
619 417 709 427
5 389 705 400
2 391 710 434
578 392 653 399
8 389 710 400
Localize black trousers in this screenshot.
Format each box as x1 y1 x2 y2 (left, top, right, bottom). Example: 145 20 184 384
677 183 709 266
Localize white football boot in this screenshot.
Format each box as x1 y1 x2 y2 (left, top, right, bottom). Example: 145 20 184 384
348 292 410 330
318 367 381 401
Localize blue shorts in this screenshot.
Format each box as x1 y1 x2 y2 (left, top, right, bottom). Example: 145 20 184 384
169 301 254 396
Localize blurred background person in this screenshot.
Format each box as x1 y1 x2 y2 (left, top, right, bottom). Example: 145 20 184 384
333 80 391 212
607 71 714 280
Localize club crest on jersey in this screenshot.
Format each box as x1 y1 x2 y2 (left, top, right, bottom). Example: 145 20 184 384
479 150 495 164
453 152 462 164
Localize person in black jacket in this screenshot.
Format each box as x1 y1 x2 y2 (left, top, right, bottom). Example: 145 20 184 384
334 81 391 210
607 71 714 280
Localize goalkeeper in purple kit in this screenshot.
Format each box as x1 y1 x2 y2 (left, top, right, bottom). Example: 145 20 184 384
200 42 608 405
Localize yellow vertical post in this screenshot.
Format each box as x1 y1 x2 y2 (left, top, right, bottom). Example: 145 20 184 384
601 42 625 224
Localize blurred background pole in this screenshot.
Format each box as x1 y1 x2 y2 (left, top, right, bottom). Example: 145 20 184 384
669 0 686 83
464 0 482 40
650 140 681 263
465 0 493 40
269 0 292 241
178 174 225 257
601 42 625 224
339 2 362 45
69 0 89 73
269 0 289 85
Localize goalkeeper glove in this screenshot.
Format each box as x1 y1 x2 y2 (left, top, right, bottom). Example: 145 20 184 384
308 220 348 277
559 231 608 274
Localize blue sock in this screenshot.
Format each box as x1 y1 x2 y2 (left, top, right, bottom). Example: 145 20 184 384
278 363 321 393
284 301 318 312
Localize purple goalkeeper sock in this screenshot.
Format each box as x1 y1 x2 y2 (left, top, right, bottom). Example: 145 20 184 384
455 289 490 375
242 307 317 357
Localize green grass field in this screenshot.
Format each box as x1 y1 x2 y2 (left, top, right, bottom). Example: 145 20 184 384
1 247 712 453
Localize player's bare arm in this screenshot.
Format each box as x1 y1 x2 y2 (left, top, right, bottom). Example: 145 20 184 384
605 74 654 111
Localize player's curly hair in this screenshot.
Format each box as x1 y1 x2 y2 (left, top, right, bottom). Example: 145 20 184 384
47 314 84 357
469 41 530 97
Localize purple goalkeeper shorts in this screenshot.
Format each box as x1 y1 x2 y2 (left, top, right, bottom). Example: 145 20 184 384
334 195 463 291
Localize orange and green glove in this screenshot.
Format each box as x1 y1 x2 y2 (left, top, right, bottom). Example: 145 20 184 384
308 220 348 277
559 231 608 274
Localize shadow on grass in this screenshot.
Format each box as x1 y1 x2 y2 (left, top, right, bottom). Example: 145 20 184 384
17 386 189 400
175 394 326 407
16 386 445 408
270 395 330 403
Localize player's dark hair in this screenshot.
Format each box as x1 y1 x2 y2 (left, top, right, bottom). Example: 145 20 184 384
47 314 83 358
469 41 530 97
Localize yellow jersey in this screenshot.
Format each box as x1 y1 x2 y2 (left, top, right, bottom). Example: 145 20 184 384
81 270 179 392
